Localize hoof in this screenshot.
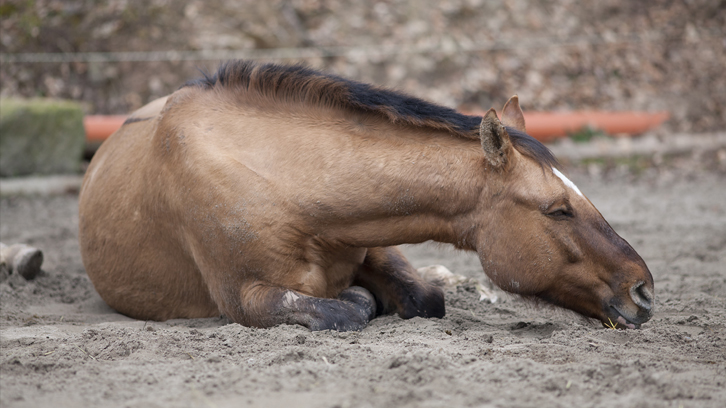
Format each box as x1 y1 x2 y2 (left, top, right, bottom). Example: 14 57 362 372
339 286 377 322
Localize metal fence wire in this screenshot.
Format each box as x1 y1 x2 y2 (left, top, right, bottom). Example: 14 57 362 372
0 32 692 64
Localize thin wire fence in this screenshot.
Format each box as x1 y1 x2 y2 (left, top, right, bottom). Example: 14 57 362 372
1 32 705 64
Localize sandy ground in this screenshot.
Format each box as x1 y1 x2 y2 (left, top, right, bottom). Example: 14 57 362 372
1 161 725 407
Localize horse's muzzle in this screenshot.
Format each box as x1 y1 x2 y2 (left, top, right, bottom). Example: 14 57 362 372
604 281 654 329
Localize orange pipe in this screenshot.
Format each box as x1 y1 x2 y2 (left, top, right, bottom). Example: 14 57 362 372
83 111 670 144
83 115 128 143
461 110 670 142
521 111 669 142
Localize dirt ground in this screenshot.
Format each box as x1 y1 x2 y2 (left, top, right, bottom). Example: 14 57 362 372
1 158 725 408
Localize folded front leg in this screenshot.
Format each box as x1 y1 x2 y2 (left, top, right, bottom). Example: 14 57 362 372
353 246 445 319
237 283 377 331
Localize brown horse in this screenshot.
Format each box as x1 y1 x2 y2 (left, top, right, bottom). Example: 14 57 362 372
79 61 653 331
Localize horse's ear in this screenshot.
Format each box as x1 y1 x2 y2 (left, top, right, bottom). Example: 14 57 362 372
501 95 526 133
480 108 512 169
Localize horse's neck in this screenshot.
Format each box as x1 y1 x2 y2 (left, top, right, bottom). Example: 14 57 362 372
316 128 487 249
200 99 489 249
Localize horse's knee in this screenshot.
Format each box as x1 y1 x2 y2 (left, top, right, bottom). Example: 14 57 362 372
239 284 376 332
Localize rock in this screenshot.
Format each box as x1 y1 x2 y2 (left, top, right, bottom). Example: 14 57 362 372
0 98 85 177
0 242 44 280
417 264 498 303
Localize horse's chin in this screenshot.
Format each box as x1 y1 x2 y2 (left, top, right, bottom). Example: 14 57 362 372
602 305 650 329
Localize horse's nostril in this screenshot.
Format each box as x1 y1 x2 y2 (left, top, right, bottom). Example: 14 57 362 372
630 281 653 311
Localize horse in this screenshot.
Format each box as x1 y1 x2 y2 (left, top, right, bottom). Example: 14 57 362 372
78 60 654 331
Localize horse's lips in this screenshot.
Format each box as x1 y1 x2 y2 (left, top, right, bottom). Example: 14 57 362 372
606 306 642 329
616 315 637 330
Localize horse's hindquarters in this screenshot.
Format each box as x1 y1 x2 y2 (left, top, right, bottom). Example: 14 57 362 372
79 112 219 321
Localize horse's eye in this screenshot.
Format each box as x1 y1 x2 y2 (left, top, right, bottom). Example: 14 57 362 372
547 208 573 218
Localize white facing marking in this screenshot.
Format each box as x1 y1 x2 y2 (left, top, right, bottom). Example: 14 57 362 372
283 291 300 308
552 167 584 197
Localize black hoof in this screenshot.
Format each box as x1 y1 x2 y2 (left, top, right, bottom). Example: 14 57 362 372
339 286 377 322
400 285 446 319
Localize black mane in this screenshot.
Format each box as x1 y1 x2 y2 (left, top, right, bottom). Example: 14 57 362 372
506 127 560 169
185 60 559 168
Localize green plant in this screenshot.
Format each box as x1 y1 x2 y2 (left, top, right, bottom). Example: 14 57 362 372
568 125 607 143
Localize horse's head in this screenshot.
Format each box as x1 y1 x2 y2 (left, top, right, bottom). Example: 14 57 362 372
473 96 653 329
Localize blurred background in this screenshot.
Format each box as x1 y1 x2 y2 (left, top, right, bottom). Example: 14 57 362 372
1 5 726 407
1 0 724 133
